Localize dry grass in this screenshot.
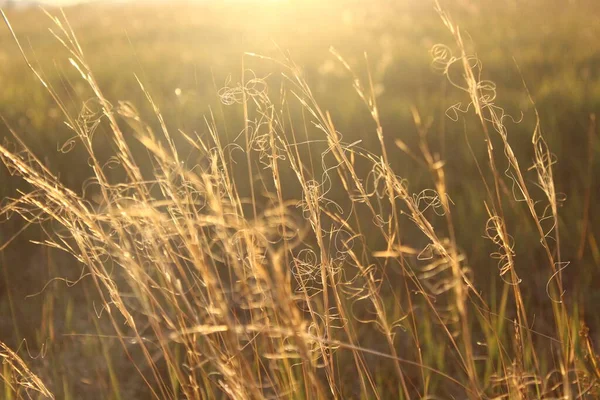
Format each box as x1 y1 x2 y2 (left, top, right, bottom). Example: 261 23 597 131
0 3 599 399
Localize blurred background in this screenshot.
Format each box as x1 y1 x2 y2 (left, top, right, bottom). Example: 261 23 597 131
1 0 599 398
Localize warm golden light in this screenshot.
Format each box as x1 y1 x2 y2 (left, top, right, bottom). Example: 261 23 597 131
0 1 597 399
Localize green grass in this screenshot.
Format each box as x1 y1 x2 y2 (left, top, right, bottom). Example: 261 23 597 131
1 0 600 398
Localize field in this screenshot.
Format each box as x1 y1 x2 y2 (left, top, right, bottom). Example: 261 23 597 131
1 0 600 398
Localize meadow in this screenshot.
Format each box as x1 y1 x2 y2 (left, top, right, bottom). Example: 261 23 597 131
1 0 600 398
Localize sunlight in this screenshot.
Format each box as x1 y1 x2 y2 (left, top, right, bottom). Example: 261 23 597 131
1 0 597 399
6 0 291 5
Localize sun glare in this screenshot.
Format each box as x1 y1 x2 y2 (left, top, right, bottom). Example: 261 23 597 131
1 0 598 399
